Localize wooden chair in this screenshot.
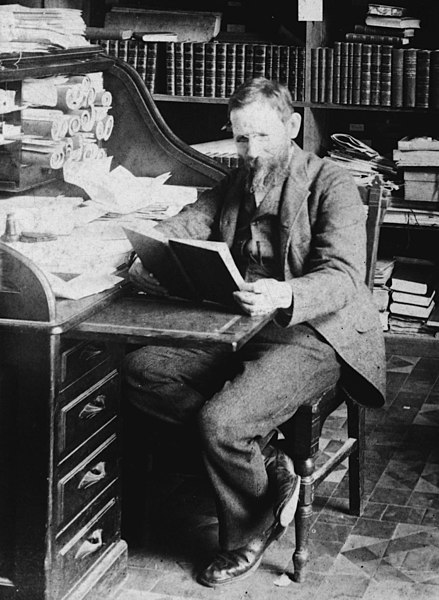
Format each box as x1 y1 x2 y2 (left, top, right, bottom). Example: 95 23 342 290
278 175 385 582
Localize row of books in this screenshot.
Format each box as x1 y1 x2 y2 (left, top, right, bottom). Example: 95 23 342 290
164 42 305 99
311 43 439 109
373 257 439 334
93 39 158 94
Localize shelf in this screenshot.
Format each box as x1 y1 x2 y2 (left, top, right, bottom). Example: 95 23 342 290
153 94 307 107
385 331 439 357
308 103 439 113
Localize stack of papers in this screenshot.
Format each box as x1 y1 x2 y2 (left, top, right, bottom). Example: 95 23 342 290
0 4 90 53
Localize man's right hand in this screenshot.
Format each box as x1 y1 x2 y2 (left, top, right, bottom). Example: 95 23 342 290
128 257 169 297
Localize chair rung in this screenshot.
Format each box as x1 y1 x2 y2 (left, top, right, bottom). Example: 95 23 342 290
312 438 357 487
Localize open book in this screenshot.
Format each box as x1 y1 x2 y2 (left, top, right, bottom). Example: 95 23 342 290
124 227 245 308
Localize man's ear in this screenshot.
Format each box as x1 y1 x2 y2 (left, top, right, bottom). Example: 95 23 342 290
288 112 302 140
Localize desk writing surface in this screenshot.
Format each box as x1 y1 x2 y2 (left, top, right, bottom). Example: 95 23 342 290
71 294 276 351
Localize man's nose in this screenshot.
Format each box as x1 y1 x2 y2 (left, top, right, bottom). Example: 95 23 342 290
246 137 261 159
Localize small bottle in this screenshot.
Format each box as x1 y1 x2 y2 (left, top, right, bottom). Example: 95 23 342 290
1 213 20 243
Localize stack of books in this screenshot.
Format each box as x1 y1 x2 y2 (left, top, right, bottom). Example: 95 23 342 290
388 257 438 335
191 138 239 169
393 137 439 203
345 4 420 47
372 257 395 331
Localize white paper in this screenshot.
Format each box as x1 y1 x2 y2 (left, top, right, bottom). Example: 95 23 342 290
45 271 124 300
298 0 323 21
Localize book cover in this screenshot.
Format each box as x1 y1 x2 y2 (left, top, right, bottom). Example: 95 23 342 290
204 42 217 97
390 260 437 296
355 24 415 37
288 46 299 100
215 42 227 98
347 41 354 104
426 303 439 328
183 42 194 96
225 42 237 97
391 47 404 107
415 49 431 109
169 238 245 308
392 289 436 307
310 47 319 103
365 16 421 29
402 48 417 108
380 44 393 107
389 299 435 320
145 42 158 94
404 180 439 203
165 41 175 95
370 44 382 106
368 4 408 17
324 47 334 104
297 46 306 101
317 46 326 103
124 228 245 309
345 32 409 47
340 42 350 104
352 42 362 105
174 41 184 96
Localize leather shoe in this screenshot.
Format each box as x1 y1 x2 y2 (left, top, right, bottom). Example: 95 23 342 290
274 449 301 527
197 521 285 587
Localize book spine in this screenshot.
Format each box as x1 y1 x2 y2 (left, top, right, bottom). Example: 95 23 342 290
235 43 245 88
244 44 255 80
391 47 404 107
360 43 372 105
271 45 280 82
340 42 349 104
297 46 305 101
370 44 381 105
288 46 299 100
332 41 342 103
380 44 392 106
352 42 362 105
415 49 431 109
278 44 289 86
317 46 326 103
345 32 406 47
165 42 175 95
118 39 129 63
183 42 194 96
204 42 217 98
265 44 273 80
347 41 354 104
107 39 118 59
355 24 410 38
430 50 439 109
254 44 267 79
145 42 157 94
225 43 237 96
215 42 227 98
193 42 205 97
403 48 417 108
127 39 138 70
310 47 319 103
137 42 147 84
174 42 184 96
324 47 334 103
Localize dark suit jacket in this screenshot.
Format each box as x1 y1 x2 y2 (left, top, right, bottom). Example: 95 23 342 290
157 145 386 408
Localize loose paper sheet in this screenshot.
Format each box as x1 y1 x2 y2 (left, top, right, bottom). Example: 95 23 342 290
298 0 323 21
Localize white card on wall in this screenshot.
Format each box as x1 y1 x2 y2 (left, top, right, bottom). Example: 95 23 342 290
298 0 323 21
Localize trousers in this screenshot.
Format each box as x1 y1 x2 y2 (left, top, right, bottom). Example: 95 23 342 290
123 322 341 549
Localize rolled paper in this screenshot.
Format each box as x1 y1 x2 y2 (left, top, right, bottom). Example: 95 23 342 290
86 86 97 107
21 149 65 170
102 114 114 141
96 147 107 160
92 119 105 141
67 114 81 136
93 106 109 122
82 143 99 160
70 147 83 161
70 134 83 150
22 117 68 141
94 90 112 107
81 107 96 132
0 89 16 113
66 75 91 95
55 84 84 111
88 72 104 91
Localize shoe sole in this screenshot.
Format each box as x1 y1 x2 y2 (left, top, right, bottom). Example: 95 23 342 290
197 556 263 588
279 475 301 528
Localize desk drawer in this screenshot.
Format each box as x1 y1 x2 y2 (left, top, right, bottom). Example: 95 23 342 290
57 370 119 460
55 497 119 598
60 340 113 391
56 434 119 532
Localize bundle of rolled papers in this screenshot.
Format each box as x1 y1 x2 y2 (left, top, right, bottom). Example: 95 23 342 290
0 89 17 113
19 72 113 170
0 5 90 52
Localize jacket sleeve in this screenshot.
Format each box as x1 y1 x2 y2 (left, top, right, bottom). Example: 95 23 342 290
154 173 230 240
278 161 368 327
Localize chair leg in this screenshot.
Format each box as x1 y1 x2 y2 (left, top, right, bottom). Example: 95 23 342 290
347 400 365 516
292 457 315 583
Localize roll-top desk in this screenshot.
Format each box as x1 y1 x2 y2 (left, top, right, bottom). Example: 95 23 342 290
0 48 228 600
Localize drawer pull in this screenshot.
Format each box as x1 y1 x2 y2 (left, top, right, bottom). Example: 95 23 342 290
78 395 106 420
79 345 105 362
78 461 106 490
75 529 103 560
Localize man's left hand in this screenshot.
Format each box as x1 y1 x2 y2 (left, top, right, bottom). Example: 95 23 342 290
233 279 293 316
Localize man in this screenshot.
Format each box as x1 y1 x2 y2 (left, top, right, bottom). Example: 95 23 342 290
124 78 386 586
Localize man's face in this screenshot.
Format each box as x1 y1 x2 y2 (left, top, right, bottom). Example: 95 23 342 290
230 101 297 192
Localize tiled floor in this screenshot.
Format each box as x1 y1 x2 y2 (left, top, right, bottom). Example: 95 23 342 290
114 355 439 600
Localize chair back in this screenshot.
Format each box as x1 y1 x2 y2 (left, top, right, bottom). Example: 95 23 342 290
364 175 385 291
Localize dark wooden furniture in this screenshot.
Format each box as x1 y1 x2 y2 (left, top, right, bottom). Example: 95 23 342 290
279 176 385 583
0 46 237 600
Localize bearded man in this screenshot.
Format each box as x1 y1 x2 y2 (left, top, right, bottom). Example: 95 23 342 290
123 78 385 586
